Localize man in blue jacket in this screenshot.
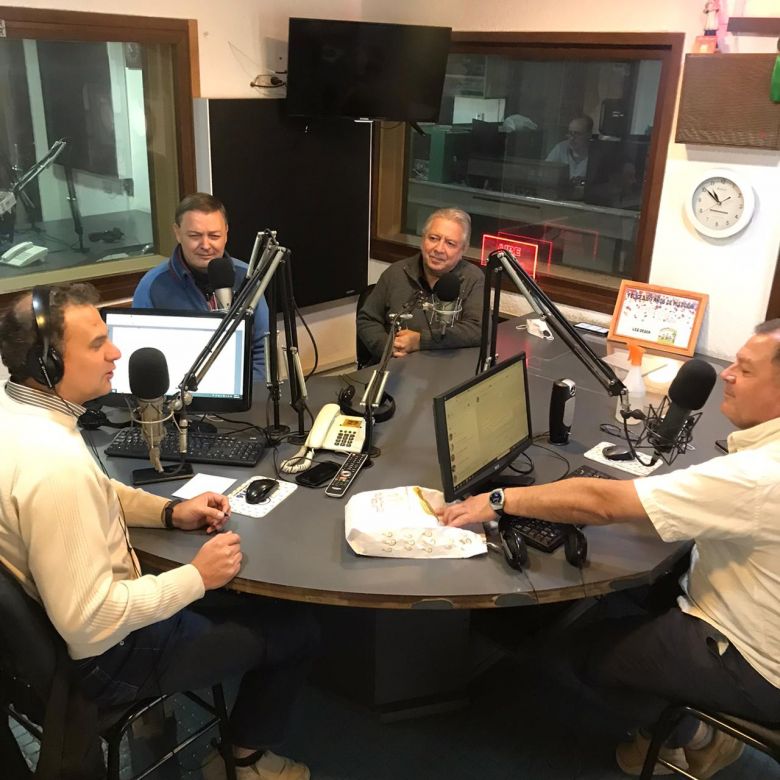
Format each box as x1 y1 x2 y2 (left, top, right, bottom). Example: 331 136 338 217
133 193 269 378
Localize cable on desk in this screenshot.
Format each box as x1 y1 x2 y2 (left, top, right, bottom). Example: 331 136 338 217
507 451 534 476
599 421 641 445
530 436 571 481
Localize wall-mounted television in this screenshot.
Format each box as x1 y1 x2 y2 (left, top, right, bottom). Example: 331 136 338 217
286 18 451 122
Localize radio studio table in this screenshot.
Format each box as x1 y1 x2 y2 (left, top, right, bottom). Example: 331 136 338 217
92 319 732 714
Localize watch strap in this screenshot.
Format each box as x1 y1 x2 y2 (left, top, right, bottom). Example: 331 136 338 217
163 498 184 530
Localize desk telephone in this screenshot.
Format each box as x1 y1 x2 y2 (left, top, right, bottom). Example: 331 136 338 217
280 403 366 474
1 241 48 267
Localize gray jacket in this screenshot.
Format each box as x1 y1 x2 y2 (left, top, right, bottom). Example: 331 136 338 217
357 254 485 361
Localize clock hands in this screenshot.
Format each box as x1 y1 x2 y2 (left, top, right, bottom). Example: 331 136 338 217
705 187 721 204
709 208 729 214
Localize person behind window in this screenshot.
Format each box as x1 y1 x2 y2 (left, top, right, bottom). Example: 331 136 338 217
440 320 780 778
0 283 316 779
356 207 484 362
133 193 270 379
545 114 594 180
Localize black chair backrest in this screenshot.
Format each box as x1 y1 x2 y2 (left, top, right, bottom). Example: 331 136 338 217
0 561 99 779
0 562 60 721
356 284 377 369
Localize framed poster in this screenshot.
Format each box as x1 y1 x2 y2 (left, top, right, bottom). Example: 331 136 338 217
608 281 708 356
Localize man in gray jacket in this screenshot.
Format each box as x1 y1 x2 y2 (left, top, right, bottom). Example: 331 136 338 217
357 208 484 363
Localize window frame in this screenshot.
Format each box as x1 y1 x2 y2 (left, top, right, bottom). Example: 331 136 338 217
370 31 684 313
0 5 199 309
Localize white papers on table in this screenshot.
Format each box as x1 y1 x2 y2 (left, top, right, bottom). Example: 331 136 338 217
345 485 486 559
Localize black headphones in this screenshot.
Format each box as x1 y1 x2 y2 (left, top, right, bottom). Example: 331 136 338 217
338 384 396 424
26 286 64 388
563 526 588 569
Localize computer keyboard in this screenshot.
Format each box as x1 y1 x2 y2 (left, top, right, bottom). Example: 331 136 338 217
105 427 264 468
502 464 614 553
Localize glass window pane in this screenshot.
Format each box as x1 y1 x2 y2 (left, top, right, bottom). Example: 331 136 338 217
403 53 662 287
0 38 180 289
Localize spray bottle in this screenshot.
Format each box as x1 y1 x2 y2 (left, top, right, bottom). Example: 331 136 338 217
615 343 646 425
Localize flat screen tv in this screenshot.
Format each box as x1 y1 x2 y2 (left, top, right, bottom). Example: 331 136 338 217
286 18 451 122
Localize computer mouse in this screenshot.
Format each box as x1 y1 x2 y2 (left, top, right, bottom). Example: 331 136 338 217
245 478 279 504
603 445 635 462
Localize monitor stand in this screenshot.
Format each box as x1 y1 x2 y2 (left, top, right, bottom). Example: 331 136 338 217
479 473 535 492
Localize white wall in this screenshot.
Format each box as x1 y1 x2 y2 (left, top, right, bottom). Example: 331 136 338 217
10 0 779 364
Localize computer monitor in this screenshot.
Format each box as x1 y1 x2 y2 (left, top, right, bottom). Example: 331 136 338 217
433 352 533 502
102 309 253 413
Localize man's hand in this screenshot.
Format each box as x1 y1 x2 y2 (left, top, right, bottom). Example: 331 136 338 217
437 493 496 528
191 531 242 590
172 492 231 533
393 328 421 358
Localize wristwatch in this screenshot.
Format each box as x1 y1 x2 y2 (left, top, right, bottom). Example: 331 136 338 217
488 488 505 516
163 498 184 530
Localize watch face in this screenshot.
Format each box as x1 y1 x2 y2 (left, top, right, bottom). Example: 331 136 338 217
691 176 745 235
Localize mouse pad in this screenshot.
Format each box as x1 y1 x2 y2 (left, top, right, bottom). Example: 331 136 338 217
584 442 662 477
228 476 297 518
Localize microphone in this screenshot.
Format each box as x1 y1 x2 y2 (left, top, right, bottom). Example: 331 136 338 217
646 359 717 454
128 347 170 472
207 257 235 310
431 272 462 336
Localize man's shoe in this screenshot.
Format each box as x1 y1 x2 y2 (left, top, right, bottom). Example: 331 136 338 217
615 732 689 776
235 750 310 780
684 730 744 778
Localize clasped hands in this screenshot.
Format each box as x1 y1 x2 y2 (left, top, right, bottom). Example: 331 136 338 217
171 492 243 591
393 327 421 358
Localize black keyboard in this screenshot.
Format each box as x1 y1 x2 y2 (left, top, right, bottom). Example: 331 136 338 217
105 427 264 468
502 464 614 553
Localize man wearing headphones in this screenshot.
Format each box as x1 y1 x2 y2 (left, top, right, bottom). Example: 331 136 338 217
0 284 316 779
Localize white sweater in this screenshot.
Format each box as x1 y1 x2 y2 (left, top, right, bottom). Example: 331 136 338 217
0 384 204 659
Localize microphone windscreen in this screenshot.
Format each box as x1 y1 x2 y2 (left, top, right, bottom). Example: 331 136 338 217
129 347 169 398
433 272 461 302
207 257 235 290
668 358 717 410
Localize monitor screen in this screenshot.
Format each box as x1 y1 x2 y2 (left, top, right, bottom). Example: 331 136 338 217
433 353 533 502
102 309 253 413
286 18 451 122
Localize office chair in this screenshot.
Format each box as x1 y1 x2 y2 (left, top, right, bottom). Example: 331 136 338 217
0 561 236 780
640 703 780 779
355 283 377 369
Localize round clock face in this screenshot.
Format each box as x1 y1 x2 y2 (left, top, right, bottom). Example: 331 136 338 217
687 170 755 239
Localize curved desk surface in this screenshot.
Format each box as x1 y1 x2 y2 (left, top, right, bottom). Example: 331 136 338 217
102 322 730 610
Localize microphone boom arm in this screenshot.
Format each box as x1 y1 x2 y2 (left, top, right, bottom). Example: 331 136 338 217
479 249 626 403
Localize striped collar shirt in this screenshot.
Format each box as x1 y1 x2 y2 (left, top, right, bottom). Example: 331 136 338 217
4 380 86 418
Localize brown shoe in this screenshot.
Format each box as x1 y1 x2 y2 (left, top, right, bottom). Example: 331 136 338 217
615 732 689 776
684 729 744 778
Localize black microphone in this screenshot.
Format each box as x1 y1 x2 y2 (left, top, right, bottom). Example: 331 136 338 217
431 272 462 335
647 359 717 454
207 257 235 310
128 348 170 472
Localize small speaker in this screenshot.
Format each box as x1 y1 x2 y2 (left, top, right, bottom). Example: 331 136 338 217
548 378 576 445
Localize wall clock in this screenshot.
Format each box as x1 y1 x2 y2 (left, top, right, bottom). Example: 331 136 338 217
686 168 756 239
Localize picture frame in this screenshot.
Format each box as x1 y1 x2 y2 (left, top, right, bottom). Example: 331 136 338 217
608 281 708 357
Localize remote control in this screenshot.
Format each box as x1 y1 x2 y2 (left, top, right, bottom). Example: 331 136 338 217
574 322 609 336
325 452 369 498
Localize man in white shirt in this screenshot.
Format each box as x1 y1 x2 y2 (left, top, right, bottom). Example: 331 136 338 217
0 283 316 779
440 320 780 778
545 115 594 180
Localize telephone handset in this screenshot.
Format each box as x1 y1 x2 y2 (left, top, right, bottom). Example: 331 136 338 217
280 403 366 474
1 241 48 267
